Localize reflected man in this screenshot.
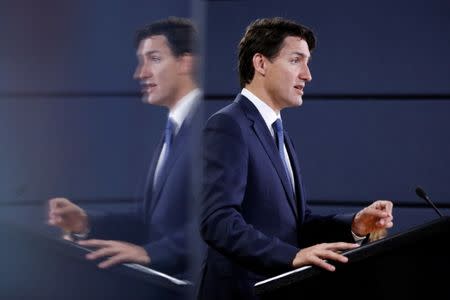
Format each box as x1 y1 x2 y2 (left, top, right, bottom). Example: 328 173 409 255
48 17 201 279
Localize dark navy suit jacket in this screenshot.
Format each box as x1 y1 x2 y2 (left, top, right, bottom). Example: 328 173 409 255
87 101 202 279
198 95 355 300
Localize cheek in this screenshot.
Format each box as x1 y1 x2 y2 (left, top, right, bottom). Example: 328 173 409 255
160 65 178 83
279 73 293 93
162 70 180 97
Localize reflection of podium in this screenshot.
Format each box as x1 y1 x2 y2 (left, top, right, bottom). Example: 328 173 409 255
255 217 450 299
0 220 193 300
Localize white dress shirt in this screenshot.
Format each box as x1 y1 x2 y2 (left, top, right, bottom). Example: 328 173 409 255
153 88 201 187
241 88 365 243
241 88 295 195
71 89 202 239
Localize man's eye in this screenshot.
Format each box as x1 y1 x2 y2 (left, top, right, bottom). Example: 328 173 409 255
290 58 300 64
151 56 161 62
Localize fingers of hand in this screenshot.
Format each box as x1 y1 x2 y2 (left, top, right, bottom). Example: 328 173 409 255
98 254 129 269
48 206 77 226
309 249 350 271
318 249 348 264
309 256 336 272
375 210 394 228
365 207 390 219
374 199 393 209
47 215 60 225
86 246 119 260
373 200 394 217
296 243 357 271
49 198 68 210
377 219 394 228
79 240 137 268
325 242 360 252
79 239 114 248
48 199 68 224
48 211 66 227
52 205 80 217
361 208 394 230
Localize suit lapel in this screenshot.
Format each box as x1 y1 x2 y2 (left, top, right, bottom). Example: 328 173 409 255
147 101 199 216
284 131 305 220
143 135 164 216
237 95 298 219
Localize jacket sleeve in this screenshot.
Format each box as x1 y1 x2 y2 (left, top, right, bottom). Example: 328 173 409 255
299 207 356 248
87 204 146 244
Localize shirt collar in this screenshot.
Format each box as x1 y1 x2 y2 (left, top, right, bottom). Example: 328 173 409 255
168 88 201 134
241 88 281 137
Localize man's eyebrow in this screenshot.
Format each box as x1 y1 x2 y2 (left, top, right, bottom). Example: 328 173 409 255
290 51 312 62
144 50 161 56
136 50 162 59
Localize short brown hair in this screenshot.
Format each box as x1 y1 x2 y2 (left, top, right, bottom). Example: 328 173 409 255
135 17 198 57
238 17 316 88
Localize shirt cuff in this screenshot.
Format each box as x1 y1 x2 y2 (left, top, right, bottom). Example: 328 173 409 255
70 228 90 241
351 230 366 244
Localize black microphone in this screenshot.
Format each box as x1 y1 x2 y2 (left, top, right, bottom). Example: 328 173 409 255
415 186 444 218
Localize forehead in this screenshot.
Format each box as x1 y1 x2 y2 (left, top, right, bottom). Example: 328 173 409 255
136 35 172 56
279 36 311 57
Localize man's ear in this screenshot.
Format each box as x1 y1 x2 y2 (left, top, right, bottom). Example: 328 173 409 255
178 53 195 75
252 53 267 76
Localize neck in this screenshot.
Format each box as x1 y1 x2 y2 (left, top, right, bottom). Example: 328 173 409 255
168 79 198 110
245 82 280 113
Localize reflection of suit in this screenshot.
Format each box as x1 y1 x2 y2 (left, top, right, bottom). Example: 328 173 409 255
88 99 202 279
198 94 354 300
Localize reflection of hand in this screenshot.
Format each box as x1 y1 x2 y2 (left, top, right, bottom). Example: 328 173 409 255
78 239 151 269
352 200 394 236
48 198 88 234
292 242 360 271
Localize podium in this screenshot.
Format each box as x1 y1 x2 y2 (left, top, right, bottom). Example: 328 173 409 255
255 217 450 299
0 220 193 300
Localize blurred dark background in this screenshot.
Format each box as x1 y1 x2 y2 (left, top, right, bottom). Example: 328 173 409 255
1 0 449 275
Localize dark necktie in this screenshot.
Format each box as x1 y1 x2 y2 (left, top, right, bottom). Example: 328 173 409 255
154 117 175 187
272 118 294 196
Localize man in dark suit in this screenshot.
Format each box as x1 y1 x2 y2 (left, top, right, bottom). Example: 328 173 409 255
47 17 201 279
198 17 393 300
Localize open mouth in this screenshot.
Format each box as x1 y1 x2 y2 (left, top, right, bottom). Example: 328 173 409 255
141 83 157 93
294 85 304 95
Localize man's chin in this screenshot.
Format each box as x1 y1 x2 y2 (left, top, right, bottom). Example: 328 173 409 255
288 96 303 108
141 94 156 105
